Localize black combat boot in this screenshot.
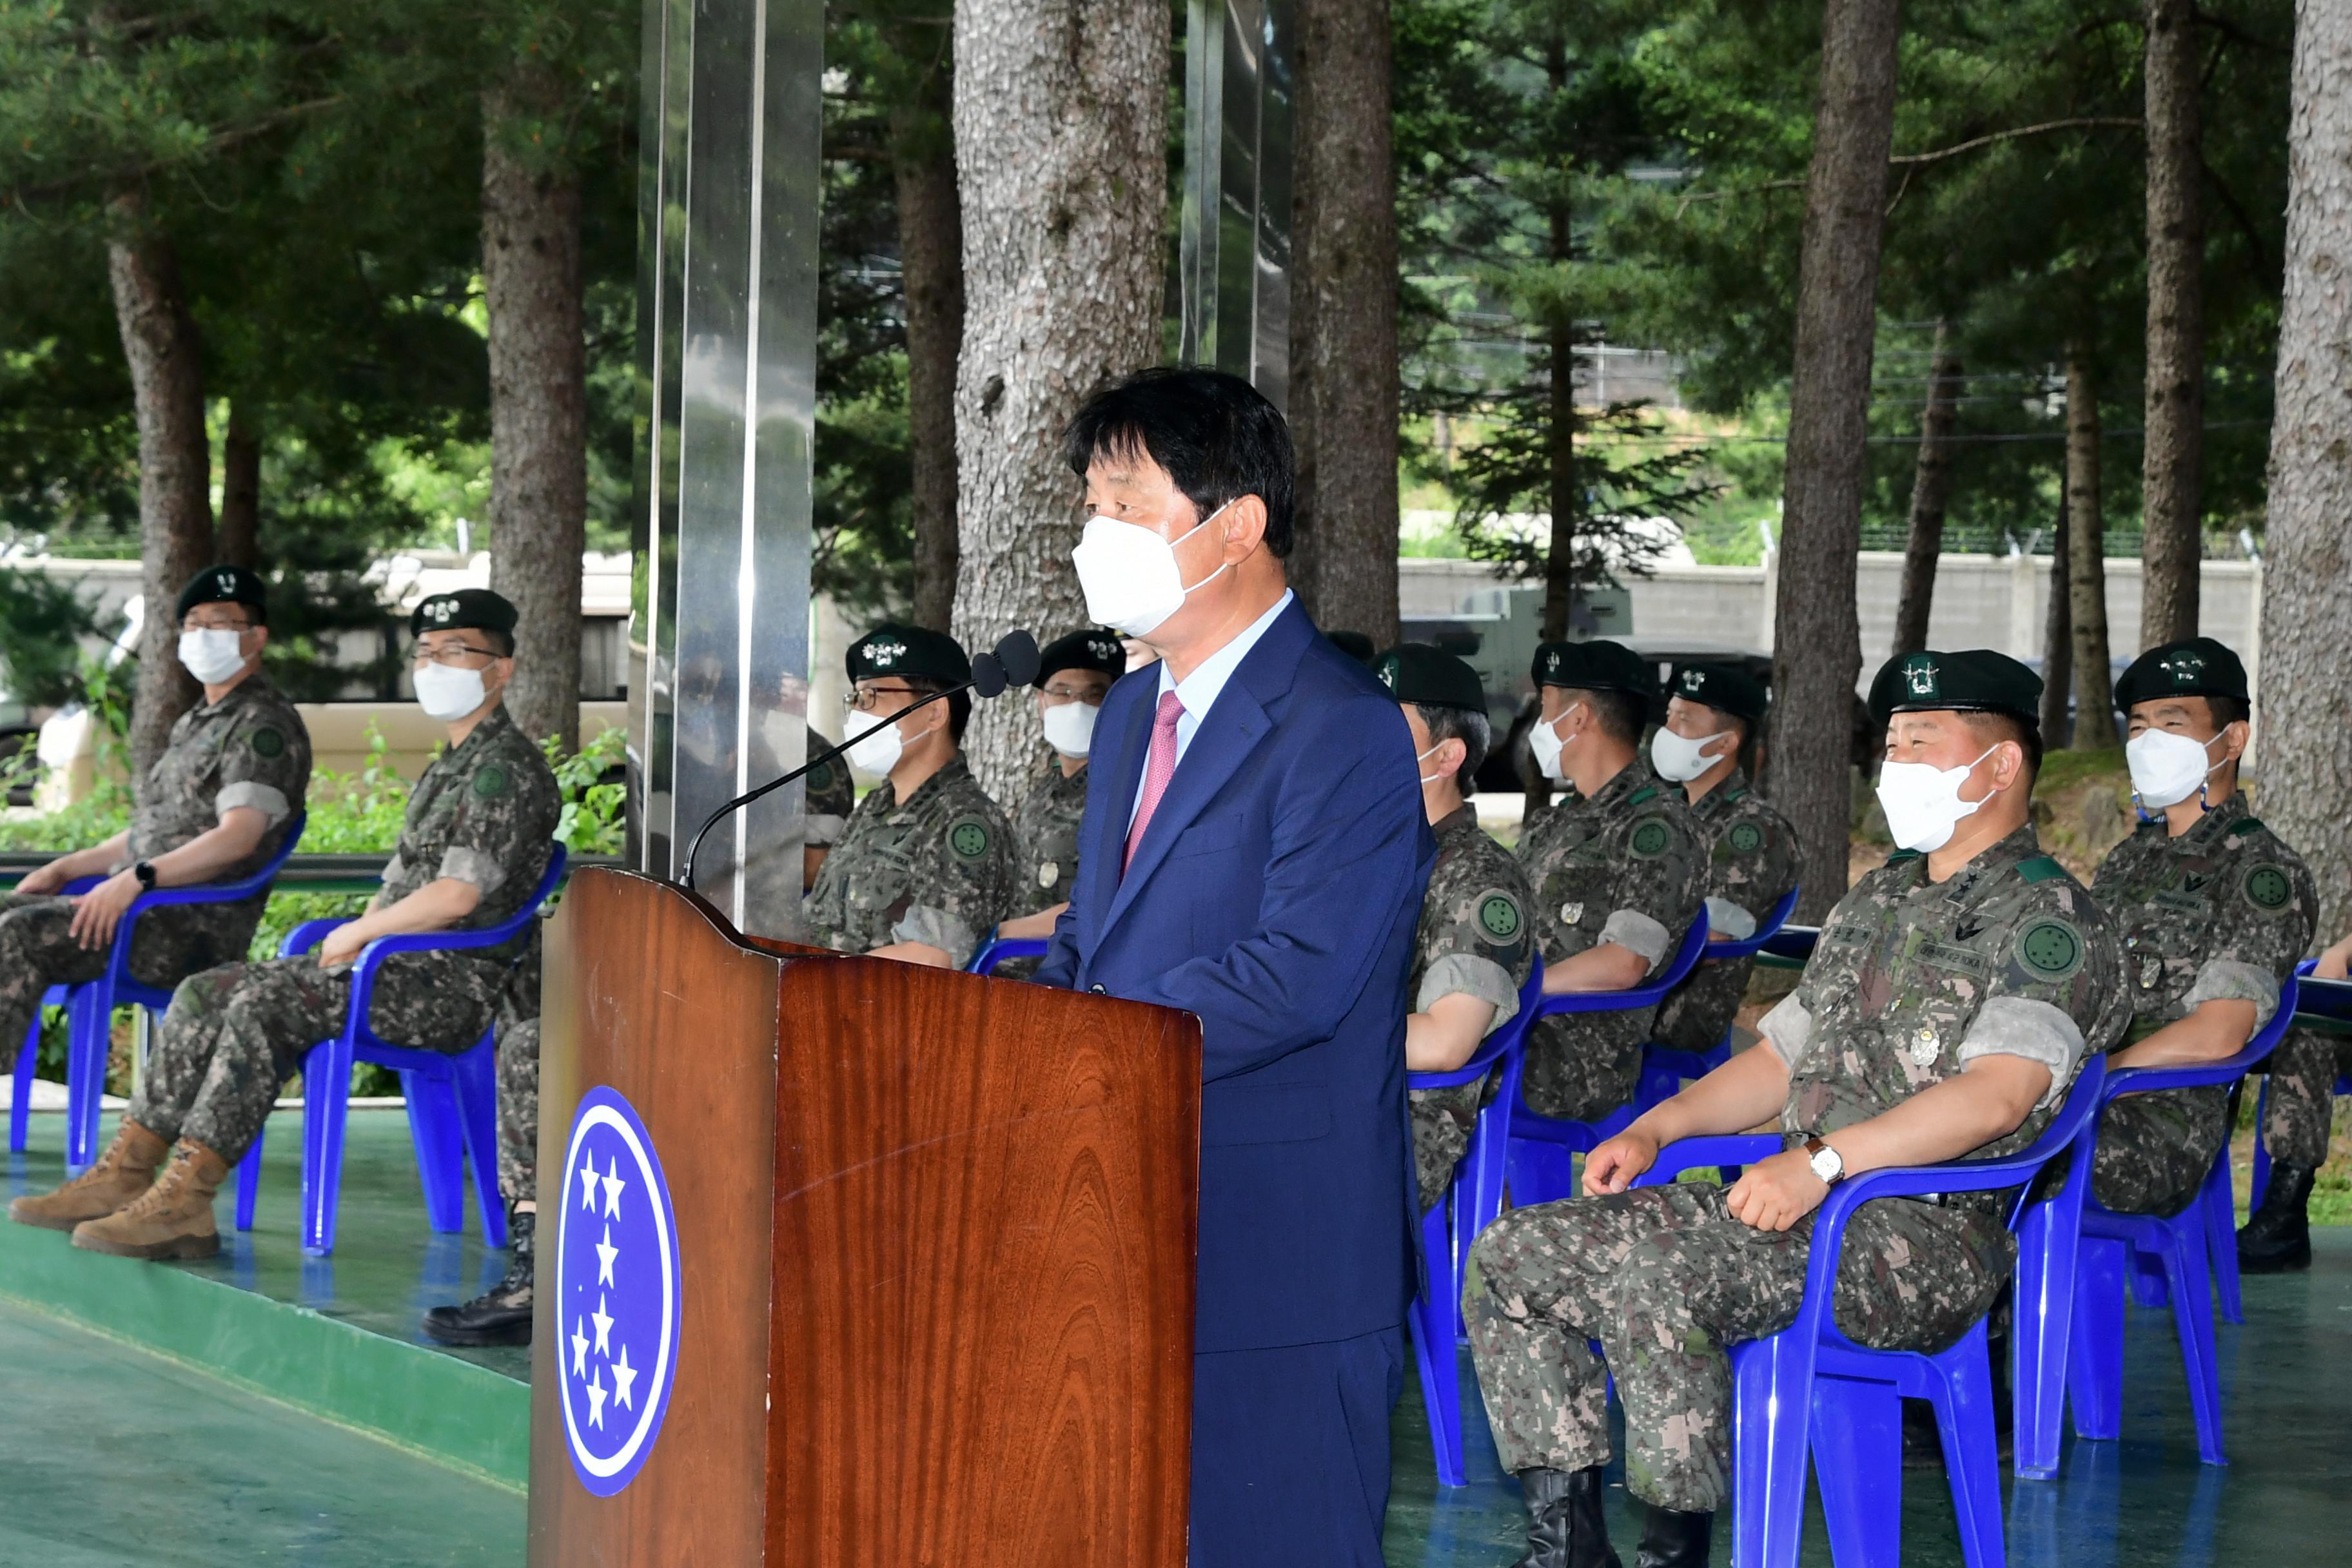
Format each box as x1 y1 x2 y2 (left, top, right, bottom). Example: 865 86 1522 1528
2237 1164 2315 1273
422 1207 534 1346
1512 1465 1622 1568
1634 1504 1712 1568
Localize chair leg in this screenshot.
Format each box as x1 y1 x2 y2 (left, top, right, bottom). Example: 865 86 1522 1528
1731 1336 1815 1568
2128 1239 2171 1309
1928 1325 2007 1568
401 1070 466 1233
2013 1195 2081 1480
235 1129 264 1233
1809 1373 1903 1567
2068 1236 2126 1442
302 1041 355 1257
1411 1197 1467 1487
10 1004 40 1155
2200 1150 2244 1326
452 1035 507 1248
2162 1219 2228 1465
2249 1078 2271 1213
64 988 108 1171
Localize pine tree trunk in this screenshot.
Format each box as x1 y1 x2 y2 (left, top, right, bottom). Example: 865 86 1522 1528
2040 471 2072 745
1769 0 1903 921
2065 349 2118 750
1892 320 1960 656
106 195 212 778
482 75 588 754
2256 0 2352 939
1290 0 1400 646
896 81 965 634
218 398 262 571
1541 317 1576 643
2140 0 2206 648
950 0 1166 794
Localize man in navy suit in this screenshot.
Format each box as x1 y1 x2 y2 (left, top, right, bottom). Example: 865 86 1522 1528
1036 368 1435 1565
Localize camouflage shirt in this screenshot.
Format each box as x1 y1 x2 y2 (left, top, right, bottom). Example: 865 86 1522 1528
127 672 312 892
377 703 562 965
1654 769 1801 1052
1012 753 1092 916
803 754 1017 968
804 730 854 850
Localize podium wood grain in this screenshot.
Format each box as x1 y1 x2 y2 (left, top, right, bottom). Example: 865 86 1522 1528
530 868 1200 1567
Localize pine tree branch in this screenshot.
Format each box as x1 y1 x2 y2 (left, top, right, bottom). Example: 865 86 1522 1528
1675 117 2143 215
3 97 344 208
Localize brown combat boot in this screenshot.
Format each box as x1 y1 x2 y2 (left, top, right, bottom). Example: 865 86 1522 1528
70 1139 228 1260
7 1121 168 1232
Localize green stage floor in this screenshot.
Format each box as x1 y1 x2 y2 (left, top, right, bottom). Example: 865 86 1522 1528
5 1103 2351 1565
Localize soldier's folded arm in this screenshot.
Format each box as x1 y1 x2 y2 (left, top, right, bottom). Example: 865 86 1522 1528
1541 908 1669 995
17 830 132 894
139 803 273 887
1404 952 1518 1072
1587 1041 1792 1196
317 877 485 966
1701 895 1757 943
872 905 977 970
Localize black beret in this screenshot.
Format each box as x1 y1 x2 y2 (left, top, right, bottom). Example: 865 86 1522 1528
1531 638 1658 702
1669 662 1767 726
847 622 970 686
2114 637 2248 712
1325 629 1378 667
176 564 268 625
1868 648 2041 727
409 588 518 642
1375 643 1486 714
1036 628 1127 685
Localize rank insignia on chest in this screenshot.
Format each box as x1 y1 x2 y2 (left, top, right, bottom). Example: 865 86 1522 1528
1560 901 1584 927
1037 859 1059 888
1910 1026 1940 1067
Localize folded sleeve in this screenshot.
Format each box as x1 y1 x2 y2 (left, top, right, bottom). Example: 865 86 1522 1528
1954 995 2084 1108
2182 958 2282 1029
1599 908 1672 966
1418 952 1522 1032
215 780 291 827
1757 991 1814 1070
1703 896 1758 942
892 905 983 970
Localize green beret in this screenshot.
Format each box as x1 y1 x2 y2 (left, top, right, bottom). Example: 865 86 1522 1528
1375 643 1486 714
1868 648 2041 727
2114 637 2248 712
409 589 518 642
1531 639 1658 703
1036 629 1127 685
1669 662 1767 726
1325 629 1378 667
847 622 970 686
175 564 268 626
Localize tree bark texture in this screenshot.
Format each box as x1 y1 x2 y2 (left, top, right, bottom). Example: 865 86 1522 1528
2039 472 2072 745
2139 0 2206 649
106 195 212 778
1769 0 1903 920
1540 317 1576 643
950 0 1167 794
2255 0 2352 940
2065 350 2119 750
1892 320 1962 656
218 398 262 571
896 81 966 634
482 75 589 754
1289 0 1400 647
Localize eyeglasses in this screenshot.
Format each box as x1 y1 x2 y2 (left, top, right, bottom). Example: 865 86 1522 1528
181 616 253 634
843 684 926 714
411 643 502 668
1039 683 1106 705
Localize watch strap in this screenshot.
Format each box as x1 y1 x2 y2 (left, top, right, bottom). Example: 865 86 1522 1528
1803 1135 1846 1186
133 861 159 890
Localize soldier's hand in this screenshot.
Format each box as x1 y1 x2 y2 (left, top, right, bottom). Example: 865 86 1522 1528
1583 1130 1660 1195
1724 1149 1828 1233
317 923 368 968
17 859 70 897
66 870 141 951
2317 937 2352 983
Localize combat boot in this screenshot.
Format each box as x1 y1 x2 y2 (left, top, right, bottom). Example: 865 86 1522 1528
6 1121 166 1231
422 1207 535 1346
1513 1465 1622 1568
1633 1504 1710 1567
2237 1163 2315 1273
70 1139 226 1260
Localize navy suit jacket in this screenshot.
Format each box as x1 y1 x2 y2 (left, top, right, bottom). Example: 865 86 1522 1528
1035 599 1436 1355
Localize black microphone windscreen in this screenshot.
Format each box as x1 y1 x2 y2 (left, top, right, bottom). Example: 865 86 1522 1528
996 629 1041 688
970 652 1008 699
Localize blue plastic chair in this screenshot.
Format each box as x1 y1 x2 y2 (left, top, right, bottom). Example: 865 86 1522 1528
235 846 565 1257
1406 957 1547 1487
1635 1054 2109 1568
8 816 307 1170
966 931 1050 975
1636 885 1801 1110
2061 972 2301 1468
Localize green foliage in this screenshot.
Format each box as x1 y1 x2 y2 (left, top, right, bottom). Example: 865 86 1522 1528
0 568 101 709
547 725 627 854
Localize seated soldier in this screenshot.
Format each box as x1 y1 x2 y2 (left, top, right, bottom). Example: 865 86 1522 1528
2089 638 2314 1223
12 590 560 1259
422 932 543 1346
2248 928 2352 1269
3 564 310 1210
1512 640 1705 1122
1649 662 1799 1057
996 629 1126 945
1378 644 1536 1212
1465 650 2128 1568
804 624 1017 968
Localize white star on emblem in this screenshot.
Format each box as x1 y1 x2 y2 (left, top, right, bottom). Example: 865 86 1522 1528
579 1152 599 1212
602 1157 627 1219
571 1318 589 1379
596 1224 618 1288
611 1344 638 1411
586 1369 608 1429
593 1294 613 1357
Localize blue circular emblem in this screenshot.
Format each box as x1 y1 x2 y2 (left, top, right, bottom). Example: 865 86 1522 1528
556 1086 683 1496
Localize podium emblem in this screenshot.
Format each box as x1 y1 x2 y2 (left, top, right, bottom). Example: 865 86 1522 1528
557 1086 684 1496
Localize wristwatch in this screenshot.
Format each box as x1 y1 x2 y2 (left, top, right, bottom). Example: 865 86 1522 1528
132 861 159 891
1803 1136 1846 1187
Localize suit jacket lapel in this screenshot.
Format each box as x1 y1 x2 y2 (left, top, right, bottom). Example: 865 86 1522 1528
1083 676 1157 950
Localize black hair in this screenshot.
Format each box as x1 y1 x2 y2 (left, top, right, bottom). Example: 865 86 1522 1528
1566 687 1649 748
905 678 972 743
1064 366 1297 558
483 629 515 658
1415 703 1491 794
2205 694 2249 731
1957 709 2044 780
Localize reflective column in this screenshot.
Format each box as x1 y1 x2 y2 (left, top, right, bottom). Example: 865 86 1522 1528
1179 0 1296 411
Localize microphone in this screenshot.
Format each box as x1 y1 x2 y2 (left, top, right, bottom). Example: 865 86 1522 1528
680 629 1040 893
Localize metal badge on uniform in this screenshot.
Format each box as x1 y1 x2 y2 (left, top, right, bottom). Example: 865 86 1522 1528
1910 1026 1941 1067
1560 901 1584 927
1037 860 1059 889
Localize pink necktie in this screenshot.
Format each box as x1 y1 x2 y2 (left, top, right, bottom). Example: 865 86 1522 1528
1124 691 1186 875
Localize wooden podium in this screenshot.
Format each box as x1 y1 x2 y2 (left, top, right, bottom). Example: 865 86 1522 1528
527 868 1202 1565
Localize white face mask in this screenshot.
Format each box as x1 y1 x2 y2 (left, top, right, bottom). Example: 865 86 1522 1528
1875 744 2000 853
845 714 906 778
2125 727 2227 810
1070 502 1236 639
1650 726 1730 784
414 662 489 723
1527 703 1579 783
1041 700 1099 760
178 628 248 685
1415 743 1449 787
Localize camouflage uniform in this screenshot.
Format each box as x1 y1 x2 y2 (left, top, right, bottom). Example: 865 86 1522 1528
1512 765 1706 1121
0 674 310 1064
803 755 1017 969
803 730 854 854
2088 794 2315 1215
126 703 560 1164
1012 756 1091 916
1652 768 1800 1053
495 931 543 1204
2262 1030 2352 1169
1468 824 2129 1511
1407 807 1536 1210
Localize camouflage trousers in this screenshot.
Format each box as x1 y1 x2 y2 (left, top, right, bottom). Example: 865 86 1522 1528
126 951 509 1165
497 1017 538 1204
1652 956 1754 1055
1466 1182 2012 1511
2090 1086 2227 1218
0 892 260 1067
1410 1078 1485 1213
1520 1012 1651 1123
2260 1026 2351 1170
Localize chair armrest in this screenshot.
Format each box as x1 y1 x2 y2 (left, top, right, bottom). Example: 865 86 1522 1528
279 919 353 958
1636 1135 1783 1186
968 934 1051 975
1760 925 1819 964
2106 973 2303 1093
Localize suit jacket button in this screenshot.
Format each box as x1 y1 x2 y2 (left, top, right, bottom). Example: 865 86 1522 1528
1089 984 1106 994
